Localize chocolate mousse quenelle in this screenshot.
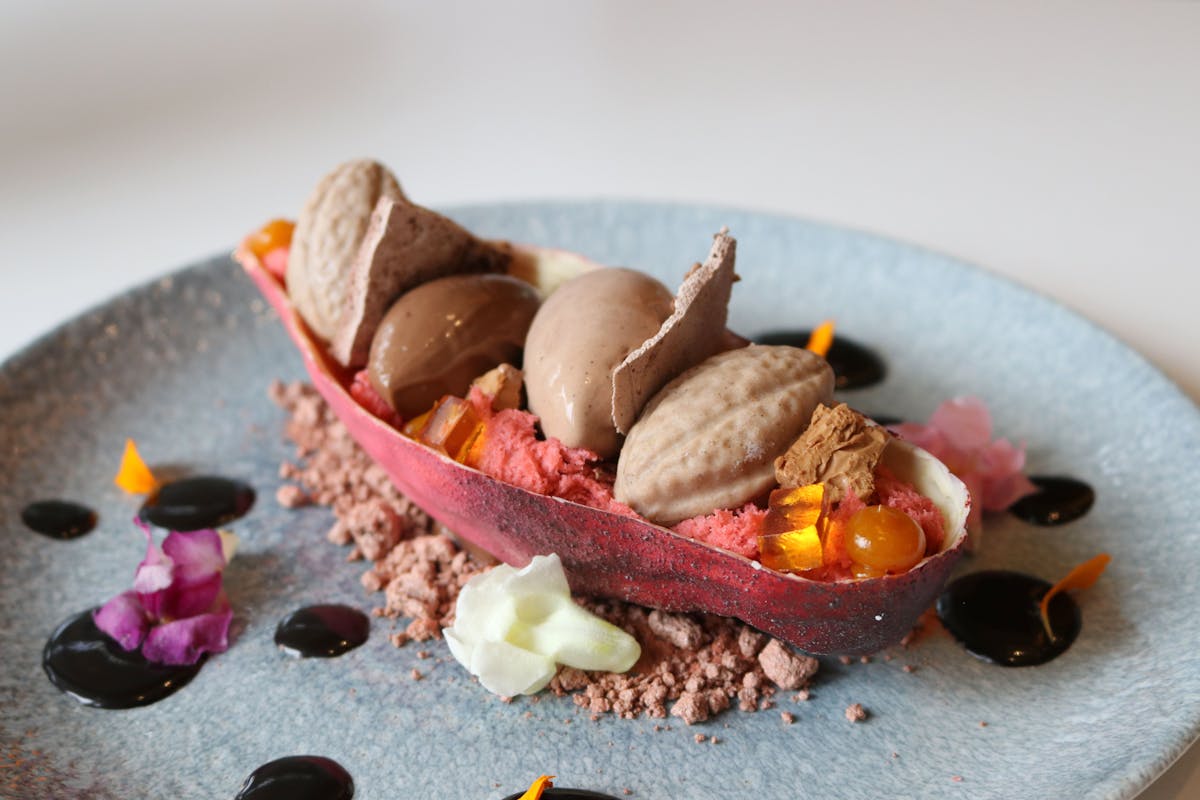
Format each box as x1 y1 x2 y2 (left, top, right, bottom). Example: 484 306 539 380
237 157 973 657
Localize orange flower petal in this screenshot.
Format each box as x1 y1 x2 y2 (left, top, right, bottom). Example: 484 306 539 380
805 319 835 359
114 438 159 494
1040 553 1111 638
517 775 555 800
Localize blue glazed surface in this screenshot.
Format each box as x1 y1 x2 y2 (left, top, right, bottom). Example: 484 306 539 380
1 201 1197 799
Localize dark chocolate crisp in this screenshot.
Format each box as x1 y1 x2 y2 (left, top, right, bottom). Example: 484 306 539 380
753 329 885 390
21 500 97 540
139 476 255 531
1009 476 1095 526
275 605 370 658
43 609 202 708
936 570 1081 666
235 756 354 800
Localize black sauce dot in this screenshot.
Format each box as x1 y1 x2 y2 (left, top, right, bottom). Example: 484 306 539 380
139 476 255 531
275 605 370 658
1009 476 1095 526
936 570 1081 666
753 329 886 390
42 609 202 708
235 756 354 800
21 500 97 540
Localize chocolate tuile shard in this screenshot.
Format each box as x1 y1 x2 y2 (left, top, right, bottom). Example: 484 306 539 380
775 402 890 503
330 196 513 367
611 231 737 435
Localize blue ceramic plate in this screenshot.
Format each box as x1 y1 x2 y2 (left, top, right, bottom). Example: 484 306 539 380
2 202 1197 799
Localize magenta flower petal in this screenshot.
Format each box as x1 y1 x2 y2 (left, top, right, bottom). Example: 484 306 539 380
94 591 151 652
141 608 233 665
132 520 174 596
159 572 224 620
162 528 226 586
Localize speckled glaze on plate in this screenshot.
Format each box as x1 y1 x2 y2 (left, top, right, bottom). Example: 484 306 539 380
1 202 1197 799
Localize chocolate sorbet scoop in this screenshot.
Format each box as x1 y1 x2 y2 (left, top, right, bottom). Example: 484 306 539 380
367 274 540 418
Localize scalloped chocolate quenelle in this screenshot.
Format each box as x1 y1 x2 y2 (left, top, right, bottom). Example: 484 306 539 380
237 244 971 655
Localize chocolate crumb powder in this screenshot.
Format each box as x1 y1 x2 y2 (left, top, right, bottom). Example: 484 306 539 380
271 381 820 724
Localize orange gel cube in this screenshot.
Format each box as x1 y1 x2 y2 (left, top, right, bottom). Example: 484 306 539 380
413 396 485 464
759 483 827 573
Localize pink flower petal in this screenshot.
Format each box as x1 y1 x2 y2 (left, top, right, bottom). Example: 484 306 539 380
897 397 1034 527
928 396 993 451
94 591 151 652
141 609 233 665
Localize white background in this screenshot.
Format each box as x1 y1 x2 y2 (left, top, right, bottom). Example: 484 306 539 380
1 2 1196 796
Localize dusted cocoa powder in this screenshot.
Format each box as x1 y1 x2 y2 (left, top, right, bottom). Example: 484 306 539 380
271 381 821 724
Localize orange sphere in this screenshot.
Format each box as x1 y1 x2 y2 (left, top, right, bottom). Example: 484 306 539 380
845 505 926 575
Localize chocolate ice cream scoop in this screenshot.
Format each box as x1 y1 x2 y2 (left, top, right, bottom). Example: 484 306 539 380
367 274 540 418
523 268 674 459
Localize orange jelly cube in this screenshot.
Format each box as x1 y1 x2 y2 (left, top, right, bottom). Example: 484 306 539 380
759 483 827 573
410 396 485 464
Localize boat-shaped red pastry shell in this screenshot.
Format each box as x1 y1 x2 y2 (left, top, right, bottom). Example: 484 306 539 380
238 243 970 655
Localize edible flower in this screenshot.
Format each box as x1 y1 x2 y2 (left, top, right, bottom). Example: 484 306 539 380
518 776 555 800
805 320 835 359
893 397 1036 537
1040 553 1111 639
114 438 159 494
443 554 641 697
94 520 237 665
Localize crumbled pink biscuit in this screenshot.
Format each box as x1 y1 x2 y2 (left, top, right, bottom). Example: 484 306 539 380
275 381 822 726
845 703 868 723
781 711 795 725
647 610 704 649
758 639 819 690
275 484 311 508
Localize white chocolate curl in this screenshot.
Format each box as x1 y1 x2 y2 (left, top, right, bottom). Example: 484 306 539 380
443 554 641 697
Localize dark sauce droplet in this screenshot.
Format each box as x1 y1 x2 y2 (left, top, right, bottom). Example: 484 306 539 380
936 570 1081 666
235 756 354 800
1009 476 1095 526
139 476 255 531
42 609 201 708
21 500 97 540
753 330 886 390
502 790 621 800
275 605 370 658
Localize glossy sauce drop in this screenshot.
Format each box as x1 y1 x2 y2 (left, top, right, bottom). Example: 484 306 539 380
139 476 255 531
753 330 886 390
936 570 1081 666
235 756 354 800
42 609 201 708
1009 476 1095 526
501 791 621 800
21 500 97 540
275 605 370 658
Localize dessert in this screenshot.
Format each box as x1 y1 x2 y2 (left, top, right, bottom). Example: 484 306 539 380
235 158 974 655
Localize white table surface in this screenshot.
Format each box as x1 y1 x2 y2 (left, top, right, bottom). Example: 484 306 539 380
1 2 1196 797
